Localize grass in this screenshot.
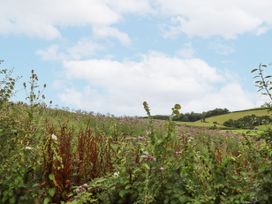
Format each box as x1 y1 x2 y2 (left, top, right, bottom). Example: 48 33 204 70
2 101 272 203
176 121 226 128
203 108 270 125
175 108 271 133
1 69 272 203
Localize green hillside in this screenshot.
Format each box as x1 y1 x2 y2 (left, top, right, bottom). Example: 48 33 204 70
204 108 270 125
177 108 271 129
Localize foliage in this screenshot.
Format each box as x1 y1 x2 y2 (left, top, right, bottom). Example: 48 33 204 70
1 63 272 203
223 114 272 129
0 61 17 108
151 108 229 122
251 63 272 203
252 64 272 108
200 108 270 127
70 103 267 204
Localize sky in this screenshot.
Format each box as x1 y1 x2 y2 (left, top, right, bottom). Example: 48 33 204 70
0 0 271 116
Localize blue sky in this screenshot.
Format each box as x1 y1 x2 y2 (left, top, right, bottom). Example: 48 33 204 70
0 0 271 115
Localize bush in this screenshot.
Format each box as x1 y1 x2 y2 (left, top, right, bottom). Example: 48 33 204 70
223 114 272 129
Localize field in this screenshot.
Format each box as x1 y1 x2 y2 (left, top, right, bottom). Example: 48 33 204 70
203 108 270 124
176 108 271 134
1 70 272 204
1 101 272 203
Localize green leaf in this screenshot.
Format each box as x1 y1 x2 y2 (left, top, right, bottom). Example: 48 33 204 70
119 189 129 198
251 68 258 73
43 197 50 204
49 173 55 181
48 188 56 197
143 163 150 170
111 144 119 152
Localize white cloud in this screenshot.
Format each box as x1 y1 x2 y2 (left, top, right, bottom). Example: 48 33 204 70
0 0 150 41
36 45 64 61
58 53 259 116
106 0 151 14
209 42 235 56
156 0 272 38
36 39 103 60
67 39 103 59
2 0 272 41
93 26 131 45
176 43 195 58
185 83 257 111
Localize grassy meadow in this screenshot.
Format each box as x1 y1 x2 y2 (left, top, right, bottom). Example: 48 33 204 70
202 108 270 125
1 69 272 204
176 108 271 135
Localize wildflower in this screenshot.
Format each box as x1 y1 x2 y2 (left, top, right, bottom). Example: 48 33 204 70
51 134 57 141
82 183 88 189
140 154 156 161
175 150 182 156
75 187 84 194
113 171 120 177
75 184 88 194
188 136 193 142
137 136 145 141
25 146 32 150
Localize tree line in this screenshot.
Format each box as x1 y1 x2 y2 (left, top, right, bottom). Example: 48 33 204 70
150 108 229 122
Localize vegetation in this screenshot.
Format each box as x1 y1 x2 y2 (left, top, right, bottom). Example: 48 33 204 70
175 108 270 131
151 108 229 122
0 61 272 203
223 114 272 129
203 108 270 125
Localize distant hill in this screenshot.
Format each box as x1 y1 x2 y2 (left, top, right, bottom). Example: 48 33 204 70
176 108 271 129
203 108 270 125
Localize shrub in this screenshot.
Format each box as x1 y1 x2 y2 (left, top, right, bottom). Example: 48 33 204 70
223 114 272 129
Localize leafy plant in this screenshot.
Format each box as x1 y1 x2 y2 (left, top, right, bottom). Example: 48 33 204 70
252 64 272 107
223 114 272 129
251 63 272 203
0 61 17 108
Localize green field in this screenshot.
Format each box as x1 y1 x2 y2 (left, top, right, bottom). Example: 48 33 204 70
176 121 226 128
176 108 271 130
204 108 270 124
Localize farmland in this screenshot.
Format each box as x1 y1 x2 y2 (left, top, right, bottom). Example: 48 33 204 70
176 108 271 134
200 108 270 125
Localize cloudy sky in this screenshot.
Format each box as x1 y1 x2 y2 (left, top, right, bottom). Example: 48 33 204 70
0 0 271 115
